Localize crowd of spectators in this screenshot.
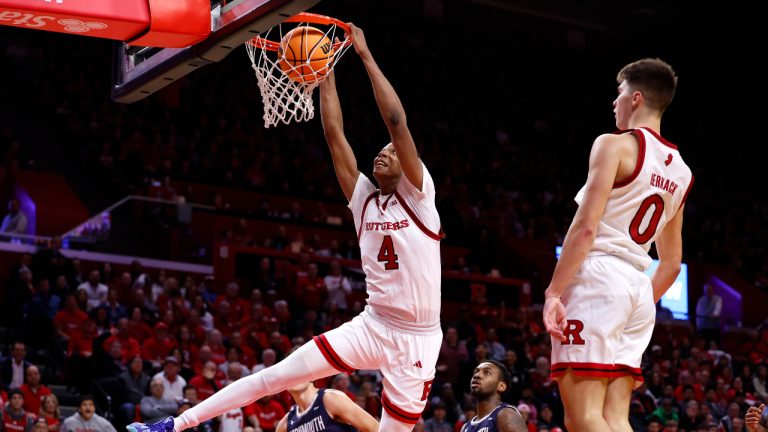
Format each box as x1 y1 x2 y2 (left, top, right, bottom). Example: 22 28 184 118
1 241 767 431
1 1 767 432
1 1 767 286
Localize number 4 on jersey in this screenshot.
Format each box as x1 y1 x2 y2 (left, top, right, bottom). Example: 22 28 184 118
377 235 400 270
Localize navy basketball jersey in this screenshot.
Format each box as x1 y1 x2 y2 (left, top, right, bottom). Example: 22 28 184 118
287 389 356 432
460 403 520 432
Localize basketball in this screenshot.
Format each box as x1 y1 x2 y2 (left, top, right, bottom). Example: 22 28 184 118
277 25 335 83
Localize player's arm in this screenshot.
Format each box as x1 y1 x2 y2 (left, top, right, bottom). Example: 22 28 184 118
496 407 528 432
319 72 360 201
651 204 684 303
348 23 423 190
274 413 289 432
543 134 625 340
323 389 380 432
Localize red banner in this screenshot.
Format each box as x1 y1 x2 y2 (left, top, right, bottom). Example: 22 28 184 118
0 0 210 47
0 0 149 41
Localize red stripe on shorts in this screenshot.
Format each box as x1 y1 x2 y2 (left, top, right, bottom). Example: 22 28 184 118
550 362 643 381
313 335 354 374
381 392 421 424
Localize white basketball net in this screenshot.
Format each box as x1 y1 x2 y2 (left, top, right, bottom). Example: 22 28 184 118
245 20 352 128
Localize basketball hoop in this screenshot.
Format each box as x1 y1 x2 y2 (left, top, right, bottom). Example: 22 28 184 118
245 12 352 128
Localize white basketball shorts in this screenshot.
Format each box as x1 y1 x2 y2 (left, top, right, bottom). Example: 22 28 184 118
550 255 654 387
313 306 443 425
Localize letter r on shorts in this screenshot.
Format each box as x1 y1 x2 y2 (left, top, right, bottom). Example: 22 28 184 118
562 319 586 345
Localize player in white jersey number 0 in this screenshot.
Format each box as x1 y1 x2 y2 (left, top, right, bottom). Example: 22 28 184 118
543 58 693 432
128 23 443 432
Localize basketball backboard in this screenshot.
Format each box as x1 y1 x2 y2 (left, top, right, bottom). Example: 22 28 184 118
111 0 320 103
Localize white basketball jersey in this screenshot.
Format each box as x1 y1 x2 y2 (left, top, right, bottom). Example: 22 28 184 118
575 127 693 270
348 162 442 326
219 408 244 432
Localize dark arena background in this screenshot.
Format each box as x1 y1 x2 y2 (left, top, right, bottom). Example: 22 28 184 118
0 0 766 431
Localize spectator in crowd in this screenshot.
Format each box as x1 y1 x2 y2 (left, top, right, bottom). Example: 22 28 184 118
103 318 142 363
143 322 176 369
77 270 109 311
214 282 250 328
182 386 199 406
696 284 723 345
485 329 506 362
103 288 128 324
60 394 117 431
516 403 536 432
754 365 768 401
32 417 48 432
357 380 382 420
294 263 326 311
330 373 355 401
189 361 224 401
227 331 255 370
128 306 153 342
118 356 151 427
2 389 36 432
52 294 86 343
218 351 249 381
646 418 663 432
679 400 703 431
651 398 680 425
536 404 561 430
31 237 72 286
324 260 351 311
26 278 61 343
424 400 452 432
663 418 679 432
216 361 251 432
436 327 468 392
19 365 52 417
0 198 28 236
1 342 31 389
39 394 61 432
721 403 743 432
244 394 285 432
154 356 187 402
252 349 277 375
503 350 527 403
141 378 180 423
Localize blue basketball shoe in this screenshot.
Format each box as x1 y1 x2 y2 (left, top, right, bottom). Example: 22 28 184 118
126 417 175 432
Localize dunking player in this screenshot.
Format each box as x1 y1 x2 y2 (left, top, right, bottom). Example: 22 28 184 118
460 361 527 432
275 381 379 432
542 58 693 432
128 23 442 432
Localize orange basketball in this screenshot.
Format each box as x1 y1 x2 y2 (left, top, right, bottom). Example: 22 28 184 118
277 26 335 83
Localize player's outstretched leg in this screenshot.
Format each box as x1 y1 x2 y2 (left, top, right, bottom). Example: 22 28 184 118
126 341 340 432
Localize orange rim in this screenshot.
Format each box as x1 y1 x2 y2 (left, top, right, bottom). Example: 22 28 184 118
248 12 351 51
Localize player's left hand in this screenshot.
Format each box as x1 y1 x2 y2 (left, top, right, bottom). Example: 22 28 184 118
347 23 370 59
543 296 568 342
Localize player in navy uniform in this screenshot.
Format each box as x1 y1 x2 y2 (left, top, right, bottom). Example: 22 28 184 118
460 361 526 432
276 381 379 432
